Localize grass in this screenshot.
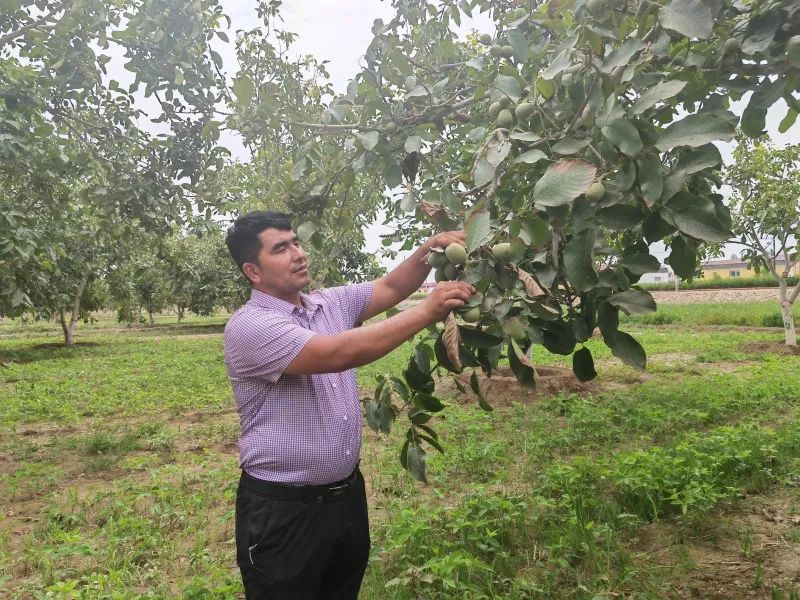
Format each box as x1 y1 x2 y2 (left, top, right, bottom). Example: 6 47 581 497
641 275 799 291
1 311 799 598
620 300 800 328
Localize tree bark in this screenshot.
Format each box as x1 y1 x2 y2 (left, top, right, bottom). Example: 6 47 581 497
60 275 89 346
177 304 185 323
778 280 797 346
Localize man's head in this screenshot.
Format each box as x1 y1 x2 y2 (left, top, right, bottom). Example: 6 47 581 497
225 211 311 297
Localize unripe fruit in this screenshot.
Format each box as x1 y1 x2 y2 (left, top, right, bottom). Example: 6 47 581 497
500 45 515 59
479 33 492 45
514 102 535 120
384 121 397 133
723 38 741 55
587 0 606 14
444 263 458 280
490 44 504 58
434 267 447 282
492 242 512 261
788 36 800 67
404 76 417 92
585 182 605 202
445 242 467 266
504 318 527 341
488 101 503 120
427 251 449 269
499 96 512 108
460 306 481 323
497 108 515 128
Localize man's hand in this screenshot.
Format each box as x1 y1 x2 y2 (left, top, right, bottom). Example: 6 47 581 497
418 281 475 323
421 230 466 263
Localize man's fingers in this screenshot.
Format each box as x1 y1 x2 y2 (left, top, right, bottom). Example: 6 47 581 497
443 298 466 311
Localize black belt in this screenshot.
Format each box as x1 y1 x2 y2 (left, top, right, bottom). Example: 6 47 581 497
239 468 360 503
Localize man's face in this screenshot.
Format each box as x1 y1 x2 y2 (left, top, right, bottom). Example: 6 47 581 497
243 228 311 294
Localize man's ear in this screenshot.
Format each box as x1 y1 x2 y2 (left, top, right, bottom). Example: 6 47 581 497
242 262 260 285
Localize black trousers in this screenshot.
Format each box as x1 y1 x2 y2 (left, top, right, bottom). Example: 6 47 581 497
235 469 370 599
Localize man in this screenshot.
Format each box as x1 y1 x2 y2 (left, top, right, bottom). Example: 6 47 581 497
223 210 473 599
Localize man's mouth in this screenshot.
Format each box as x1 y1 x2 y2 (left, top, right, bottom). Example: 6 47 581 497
293 264 308 274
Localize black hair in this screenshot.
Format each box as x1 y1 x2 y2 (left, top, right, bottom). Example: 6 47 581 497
225 211 292 282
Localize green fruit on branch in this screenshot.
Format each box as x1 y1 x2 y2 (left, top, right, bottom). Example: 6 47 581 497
503 318 527 341
497 108 515 129
427 251 449 269
384 121 398 133
434 267 447 282
788 36 800 66
499 95 512 108
587 0 606 15
479 33 492 45
492 242 512 261
445 242 467 266
500 45 515 59
489 44 504 58
514 102 535 120
460 306 481 323
488 101 503 120
723 38 741 55
444 263 458 280
585 182 605 202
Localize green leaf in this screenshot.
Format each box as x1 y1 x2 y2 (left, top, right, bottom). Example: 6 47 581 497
606 289 657 315
459 326 503 349
552 137 589 155
779 107 798 134
572 347 597 382
637 154 663 207
511 132 542 142
542 321 577 355
415 393 445 413
616 159 636 191
404 136 422 153
667 205 731 242
512 149 547 165
564 229 598 292
600 39 645 74
359 131 380 151
384 163 403 188
607 331 646 369
296 221 317 243
532 159 597 208
602 119 643 157
494 75 523 102
631 80 687 115
621 253 661 276
655 113 736 152
598 302 619 342
470 371 493 411
595 205 642 230
406 443 427 482
466 202 491 253
509 340 536 388
667 236 696 279
232 76 254 105
674 144 722 175
658 0 713 39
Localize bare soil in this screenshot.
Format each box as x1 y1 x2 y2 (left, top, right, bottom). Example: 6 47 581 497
652 288 780 304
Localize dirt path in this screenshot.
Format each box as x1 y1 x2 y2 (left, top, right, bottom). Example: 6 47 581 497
652 287 780 304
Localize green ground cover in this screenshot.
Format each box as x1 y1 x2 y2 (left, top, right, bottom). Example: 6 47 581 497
1 313 799 598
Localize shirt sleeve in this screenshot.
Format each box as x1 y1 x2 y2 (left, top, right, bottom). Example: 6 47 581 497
324 281 375 328
224 312 317 384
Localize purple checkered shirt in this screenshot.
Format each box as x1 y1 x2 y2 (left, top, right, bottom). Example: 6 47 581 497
223 283 373 485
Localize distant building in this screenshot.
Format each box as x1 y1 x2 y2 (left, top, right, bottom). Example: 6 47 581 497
639 266 674 284
417 281 436 294
699 255 800 280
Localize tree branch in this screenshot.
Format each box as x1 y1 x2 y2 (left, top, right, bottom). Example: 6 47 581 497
0 19 56 47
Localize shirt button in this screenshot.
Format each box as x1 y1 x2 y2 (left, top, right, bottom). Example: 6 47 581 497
332 383 338 389
345 450 351 456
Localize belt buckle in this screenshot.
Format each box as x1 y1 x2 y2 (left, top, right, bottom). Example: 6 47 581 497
327 483 348 497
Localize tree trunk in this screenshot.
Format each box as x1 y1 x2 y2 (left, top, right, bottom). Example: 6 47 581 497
778 280 797 346
60 275 88 346
148 308 155 326
177 304 185 323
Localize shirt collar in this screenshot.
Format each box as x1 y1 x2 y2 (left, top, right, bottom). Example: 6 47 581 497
249 288 322 317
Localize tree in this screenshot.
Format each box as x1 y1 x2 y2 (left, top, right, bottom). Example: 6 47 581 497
727 138 800 346
260 0 799 480
1 0 230 315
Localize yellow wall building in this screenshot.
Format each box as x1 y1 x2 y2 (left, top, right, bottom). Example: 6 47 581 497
700 257 800 280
